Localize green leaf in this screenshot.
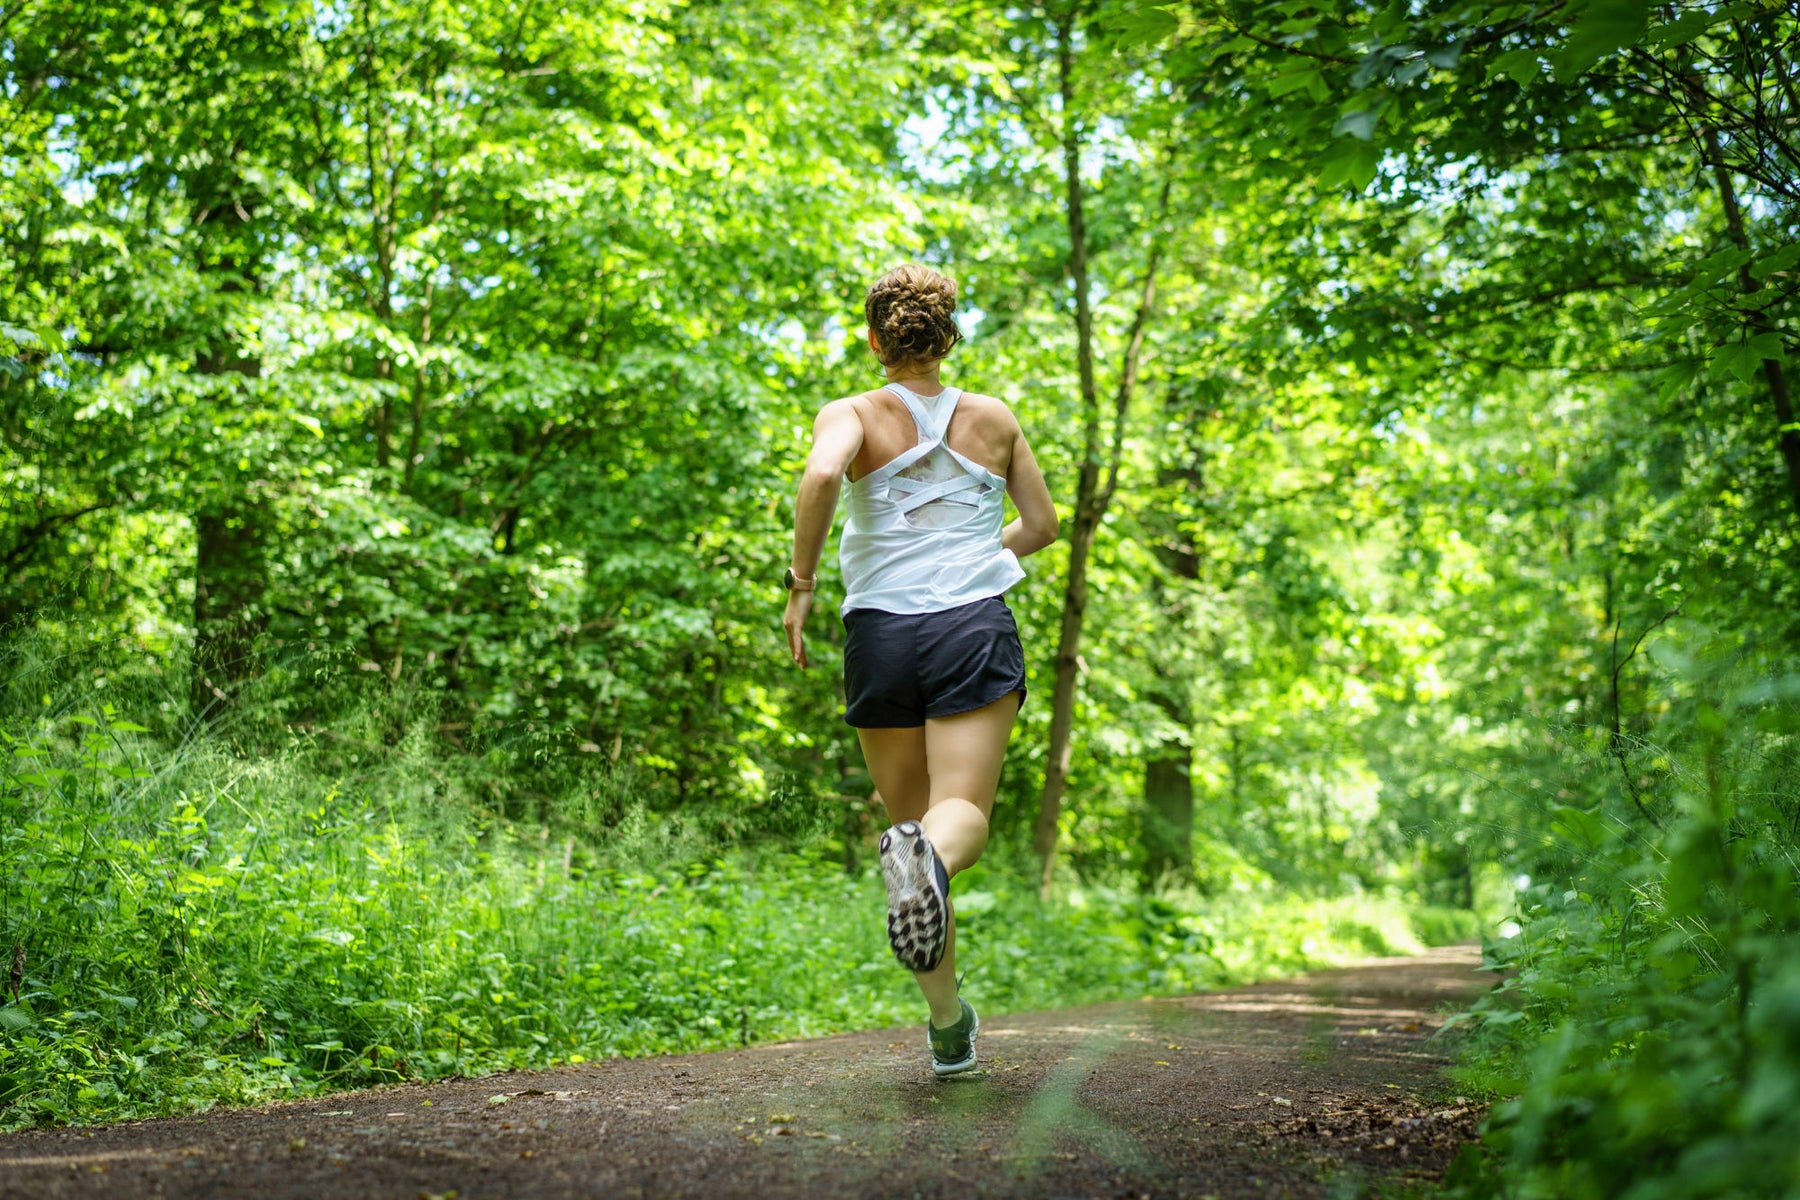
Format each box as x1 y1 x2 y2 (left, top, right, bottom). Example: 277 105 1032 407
1710 341 1762 383
1318 141 1379 191
1267 64 1323 98
1656 361 1699 404
1554 0 1650 81
1332 109 1378 141
1487 48 1541 86
1424 44 1461 69
1750 242 1800 281
1550 804 1611 849
1647 10 1724 49
1747 332 1786 363
1115 6 1181 48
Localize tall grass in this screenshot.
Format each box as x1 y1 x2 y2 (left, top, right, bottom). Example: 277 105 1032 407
0 634 1475 1129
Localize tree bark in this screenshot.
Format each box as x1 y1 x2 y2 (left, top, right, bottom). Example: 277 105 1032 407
190 191 267 721
1141 413 1205 888
404 275 434 491
1032 12 1101 898
1032 14 1171 896
1142 748 1193 883
1702 124 1800 518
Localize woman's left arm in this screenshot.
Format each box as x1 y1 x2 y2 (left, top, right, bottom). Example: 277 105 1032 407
1001 417 1059 558
784 399 863 668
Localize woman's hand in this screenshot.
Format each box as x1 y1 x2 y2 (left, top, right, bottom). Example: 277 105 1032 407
783 588 815 668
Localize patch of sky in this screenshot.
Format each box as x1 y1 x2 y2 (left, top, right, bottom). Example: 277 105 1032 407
897 89 962 186
311 0 354 41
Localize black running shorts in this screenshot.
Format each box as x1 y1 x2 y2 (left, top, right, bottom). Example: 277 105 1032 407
841 596 1027 729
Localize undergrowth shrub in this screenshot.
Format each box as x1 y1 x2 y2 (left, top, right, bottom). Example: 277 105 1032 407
1445 638 1800 1200
0 635 1477 1128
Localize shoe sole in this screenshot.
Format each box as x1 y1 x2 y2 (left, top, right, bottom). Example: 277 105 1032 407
880 821 948 973
931 1009 980 1077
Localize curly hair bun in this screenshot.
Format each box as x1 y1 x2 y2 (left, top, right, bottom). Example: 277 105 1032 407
865 263 963 370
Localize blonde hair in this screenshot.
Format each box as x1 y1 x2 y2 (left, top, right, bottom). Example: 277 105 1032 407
865 263 963 370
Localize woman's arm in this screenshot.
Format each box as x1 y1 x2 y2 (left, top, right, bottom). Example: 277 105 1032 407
784 399 863 668
1001 418 1058 558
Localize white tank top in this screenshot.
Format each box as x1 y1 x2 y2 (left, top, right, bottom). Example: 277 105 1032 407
839 383 1026 616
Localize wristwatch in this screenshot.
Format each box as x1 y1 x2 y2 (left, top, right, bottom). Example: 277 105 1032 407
783 568 816 592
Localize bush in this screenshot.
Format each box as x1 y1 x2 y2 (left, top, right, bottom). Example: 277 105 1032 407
0 687 1462 1129
1445 648 1800 1200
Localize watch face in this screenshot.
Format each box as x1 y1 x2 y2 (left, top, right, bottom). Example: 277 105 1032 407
783 568 796 590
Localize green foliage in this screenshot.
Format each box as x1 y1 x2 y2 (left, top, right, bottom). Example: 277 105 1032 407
8 2 1800 1189
1443 644 1800 1200
0 671 1432 1128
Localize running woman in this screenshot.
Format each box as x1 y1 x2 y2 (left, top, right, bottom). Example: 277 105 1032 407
781 263 1059 1077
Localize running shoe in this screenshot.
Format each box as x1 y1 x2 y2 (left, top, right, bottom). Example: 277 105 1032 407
929 997 980 1076
879 820 950 972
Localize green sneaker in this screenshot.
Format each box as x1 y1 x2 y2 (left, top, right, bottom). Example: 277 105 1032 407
928 998 979 1077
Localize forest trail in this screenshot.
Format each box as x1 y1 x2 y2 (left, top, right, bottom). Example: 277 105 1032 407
0 946 1489 1200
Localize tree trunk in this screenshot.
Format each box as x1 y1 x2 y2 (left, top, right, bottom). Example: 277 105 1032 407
191 508 267 720
1031 13 1172 897
1142 750 1193 885
1701 127 1800 518
1032 11 1104 898
189 191 266 722
1140 418 1204 888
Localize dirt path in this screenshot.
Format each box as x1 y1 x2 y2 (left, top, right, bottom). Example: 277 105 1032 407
0 945 1489 1199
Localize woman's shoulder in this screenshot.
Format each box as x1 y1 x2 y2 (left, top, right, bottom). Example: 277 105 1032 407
953 389 1021 430
821 387 898 414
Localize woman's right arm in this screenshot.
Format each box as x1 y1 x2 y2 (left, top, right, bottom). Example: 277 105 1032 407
784 399 863 668
1002 417 1058 558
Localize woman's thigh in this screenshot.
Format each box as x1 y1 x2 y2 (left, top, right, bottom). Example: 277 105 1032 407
924 691 1021 819
857 725 930 824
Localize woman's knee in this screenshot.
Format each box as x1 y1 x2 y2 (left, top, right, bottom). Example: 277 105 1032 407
922 796 989 874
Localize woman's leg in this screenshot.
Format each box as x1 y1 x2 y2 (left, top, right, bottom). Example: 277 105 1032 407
921 691 1020 875
911 692 1021 1025
856 726 929 826
859 726 961 1022
858 695 1018 1027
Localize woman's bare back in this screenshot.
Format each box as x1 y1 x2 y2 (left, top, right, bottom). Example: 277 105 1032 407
845 387 1018 484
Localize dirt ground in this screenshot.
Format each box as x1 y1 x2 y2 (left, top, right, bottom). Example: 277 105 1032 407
0 945 1492 1199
